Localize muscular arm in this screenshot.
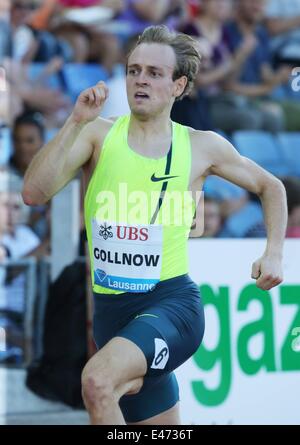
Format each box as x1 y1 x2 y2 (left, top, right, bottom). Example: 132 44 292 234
22 81 110 206
202 132 287 289
22 116 96 206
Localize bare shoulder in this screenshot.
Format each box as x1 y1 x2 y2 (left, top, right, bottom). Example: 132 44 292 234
186 127 238 181
188 127 230 151
87 116 116 145
189 128 237 163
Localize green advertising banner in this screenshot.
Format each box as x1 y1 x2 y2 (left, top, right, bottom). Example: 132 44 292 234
175 239 300 425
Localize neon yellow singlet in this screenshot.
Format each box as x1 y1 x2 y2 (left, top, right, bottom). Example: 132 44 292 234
84 115 195 295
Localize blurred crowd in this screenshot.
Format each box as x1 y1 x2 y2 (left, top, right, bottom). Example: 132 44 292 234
0 0 299 252
0 0 300 247
0 0 300 364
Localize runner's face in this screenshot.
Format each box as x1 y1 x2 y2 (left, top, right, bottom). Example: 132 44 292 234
126 43 183 118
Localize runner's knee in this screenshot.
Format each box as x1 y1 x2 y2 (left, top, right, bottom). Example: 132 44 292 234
81 372 115 410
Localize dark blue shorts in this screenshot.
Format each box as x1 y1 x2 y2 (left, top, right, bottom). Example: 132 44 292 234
93 274 205 423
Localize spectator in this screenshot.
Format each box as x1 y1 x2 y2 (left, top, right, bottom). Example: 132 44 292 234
58 0 123 8
27 0 59 31
164 0 190 30
45 0 124 69
0 0 10 61
0 169 40 259
223 0 298 132
0 60 25 127
186 0 202 19
264 0 300 67
59 0 110 5
4 58 72 128
29 0 124 30
180 0 234 78
282 177 300 238
177 0 260 131
10 0 39 62
118 0 183 36
27 0 89 62
11 0 73 63
0 168 41 364
171 88 213 130
0 0 9 16
10 113 51 244
49 22 91 63
202 197 223 237
190 196 223 238
10 113 45 177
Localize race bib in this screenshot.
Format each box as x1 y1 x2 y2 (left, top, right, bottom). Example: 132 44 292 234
91 219 163 293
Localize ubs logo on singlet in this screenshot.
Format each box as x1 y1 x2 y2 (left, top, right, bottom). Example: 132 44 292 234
116 226 149 241
99 223 113 240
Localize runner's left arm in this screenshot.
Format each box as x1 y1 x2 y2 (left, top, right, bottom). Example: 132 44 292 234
204 132 287 290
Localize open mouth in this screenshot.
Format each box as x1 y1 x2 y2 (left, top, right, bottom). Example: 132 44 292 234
134 92 150 99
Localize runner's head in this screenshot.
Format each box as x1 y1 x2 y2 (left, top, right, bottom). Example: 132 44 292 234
126 25 201 119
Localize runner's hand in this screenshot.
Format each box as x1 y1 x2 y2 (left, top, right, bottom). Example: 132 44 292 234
72 81 109 124
251 254 283 290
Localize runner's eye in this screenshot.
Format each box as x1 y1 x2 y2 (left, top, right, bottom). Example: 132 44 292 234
150 71 161 78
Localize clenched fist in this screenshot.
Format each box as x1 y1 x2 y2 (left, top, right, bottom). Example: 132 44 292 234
71 81 109 124
251 254 283 291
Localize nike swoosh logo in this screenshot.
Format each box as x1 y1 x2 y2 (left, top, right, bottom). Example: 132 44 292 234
151 174 179 182
135 314 159 320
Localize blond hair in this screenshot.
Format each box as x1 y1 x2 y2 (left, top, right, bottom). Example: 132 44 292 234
127 25 202 100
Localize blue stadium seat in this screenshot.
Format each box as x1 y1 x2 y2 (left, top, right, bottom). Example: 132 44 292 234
271 82 300 101
27 63 62 90
277 132 300 176
62 63 109 102
0 127 12 166
220 201 264 238
203 175 247 201
232 130 290 176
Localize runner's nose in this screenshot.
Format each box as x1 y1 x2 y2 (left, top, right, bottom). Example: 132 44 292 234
136 70 150 85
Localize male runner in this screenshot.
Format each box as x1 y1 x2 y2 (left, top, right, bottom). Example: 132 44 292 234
22 25 287 425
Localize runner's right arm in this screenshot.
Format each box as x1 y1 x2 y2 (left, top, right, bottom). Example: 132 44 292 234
22 82 110 206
